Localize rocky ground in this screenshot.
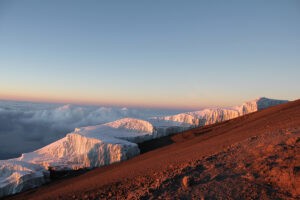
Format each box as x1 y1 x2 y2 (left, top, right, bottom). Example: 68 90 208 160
74 129 299 200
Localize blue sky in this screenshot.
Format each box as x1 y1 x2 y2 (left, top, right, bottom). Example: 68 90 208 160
0 0 299 109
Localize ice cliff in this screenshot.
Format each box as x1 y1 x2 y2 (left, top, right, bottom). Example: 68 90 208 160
152 97 288 126
16 118 158 170
0 160 48 197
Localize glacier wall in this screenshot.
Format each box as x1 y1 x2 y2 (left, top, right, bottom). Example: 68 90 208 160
0 160 49 197
153 97 288 127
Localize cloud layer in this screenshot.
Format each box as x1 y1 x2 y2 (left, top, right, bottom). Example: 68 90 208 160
0 101 178 159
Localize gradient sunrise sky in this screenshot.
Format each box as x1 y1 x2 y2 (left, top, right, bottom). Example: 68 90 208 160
0 0 299 109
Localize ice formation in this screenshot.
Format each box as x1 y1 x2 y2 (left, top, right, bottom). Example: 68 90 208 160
153 97 288 126
0 160 48 197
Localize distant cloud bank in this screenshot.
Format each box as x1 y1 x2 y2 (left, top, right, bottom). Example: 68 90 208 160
0 101 179 159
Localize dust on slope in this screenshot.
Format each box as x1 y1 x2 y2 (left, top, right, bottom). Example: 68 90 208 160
138 129 300 200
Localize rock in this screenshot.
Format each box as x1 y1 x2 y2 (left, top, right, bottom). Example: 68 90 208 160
182 176 192 188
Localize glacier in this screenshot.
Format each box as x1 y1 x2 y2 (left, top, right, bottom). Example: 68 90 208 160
0 160 49 197
16 118 158 170
151 97 288 126
1 118 155 197
0 97 288 197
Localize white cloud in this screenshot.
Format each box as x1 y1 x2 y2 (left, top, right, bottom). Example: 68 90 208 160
0 101 178 159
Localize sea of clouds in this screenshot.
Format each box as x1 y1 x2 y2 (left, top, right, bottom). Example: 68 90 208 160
0 100 183 159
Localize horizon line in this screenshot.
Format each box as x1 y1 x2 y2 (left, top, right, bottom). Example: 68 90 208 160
0 95 293 111
0 96 205 111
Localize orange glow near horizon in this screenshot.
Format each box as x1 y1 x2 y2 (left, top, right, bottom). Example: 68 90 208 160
0 91 232 110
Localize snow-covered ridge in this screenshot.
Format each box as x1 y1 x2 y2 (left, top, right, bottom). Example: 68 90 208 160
152 97 288 126
0 98 288 197
75 118 156 143
100 117 154 133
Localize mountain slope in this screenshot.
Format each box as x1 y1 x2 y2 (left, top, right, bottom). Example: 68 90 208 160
8 99 299 200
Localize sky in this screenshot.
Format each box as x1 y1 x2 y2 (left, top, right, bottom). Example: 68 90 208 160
0 0 299 109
